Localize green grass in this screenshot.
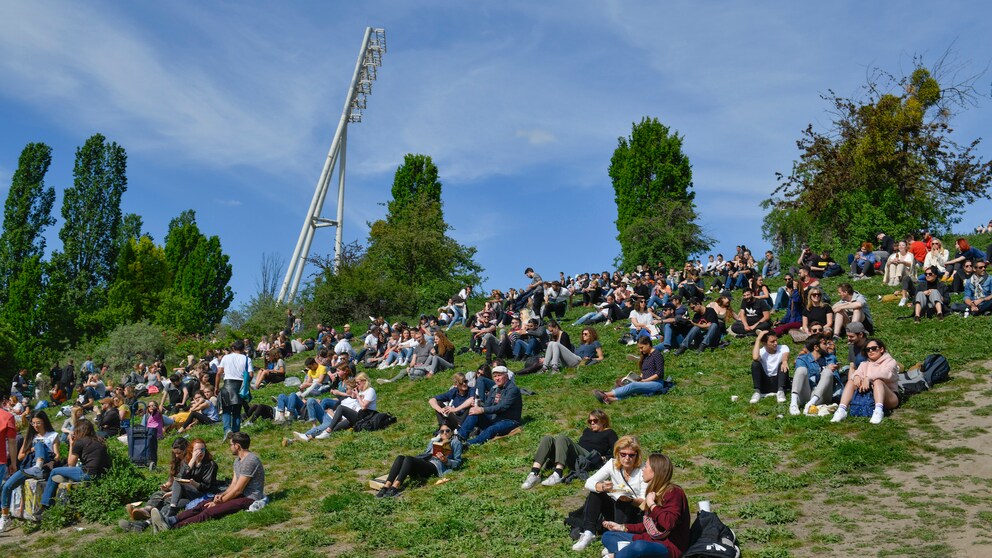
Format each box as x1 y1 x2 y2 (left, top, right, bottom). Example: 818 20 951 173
6 269 992 557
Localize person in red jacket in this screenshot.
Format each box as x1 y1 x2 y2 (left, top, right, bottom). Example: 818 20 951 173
600 453 691 558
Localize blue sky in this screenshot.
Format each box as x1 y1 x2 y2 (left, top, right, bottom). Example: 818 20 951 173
1 1 991 310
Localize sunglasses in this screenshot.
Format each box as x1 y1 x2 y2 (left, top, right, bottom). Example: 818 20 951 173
438 428 452 434
925 272 935 276
866 346 882 353
587 418 600 424
619 451 637 458
978 266 988 270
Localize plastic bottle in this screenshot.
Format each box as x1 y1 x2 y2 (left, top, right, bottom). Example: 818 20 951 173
964 308 971 318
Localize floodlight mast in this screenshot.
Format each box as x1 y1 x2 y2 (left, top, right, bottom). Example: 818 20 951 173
278 27 386 304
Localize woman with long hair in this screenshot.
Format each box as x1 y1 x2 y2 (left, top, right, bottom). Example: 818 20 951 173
600 453 691 558
122 438 218 530
39 419 111 513
571 436 646 551
375 425 463 498
594 337 672 404
1 411 60 530
831 338 900 425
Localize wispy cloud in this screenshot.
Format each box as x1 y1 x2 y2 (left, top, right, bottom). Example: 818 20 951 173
214 198 243 207
516 128 556 145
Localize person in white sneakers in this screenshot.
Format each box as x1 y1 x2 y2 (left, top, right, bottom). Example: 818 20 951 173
749 330 790 404
790 336 838 415
832 338 900 425
572 436 646 551
521 410 618 490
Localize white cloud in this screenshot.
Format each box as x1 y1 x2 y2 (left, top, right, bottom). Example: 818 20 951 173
515 128 556 145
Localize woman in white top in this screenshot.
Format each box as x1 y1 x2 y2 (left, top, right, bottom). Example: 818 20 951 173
628 299 658 341
293 373 377 441
749 330 791 404
922 239 950 280
217 340 253 439
572 435 646 551
883 241 915 286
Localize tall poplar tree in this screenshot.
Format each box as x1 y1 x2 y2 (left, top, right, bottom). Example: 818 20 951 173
0 142 56 369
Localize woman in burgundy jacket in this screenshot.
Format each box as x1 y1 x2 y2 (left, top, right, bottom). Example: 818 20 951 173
600 453 691 558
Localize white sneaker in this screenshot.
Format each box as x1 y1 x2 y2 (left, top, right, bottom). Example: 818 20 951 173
541 472 563 487
572 530 596 551
273 410 285 424
292 431 309 442
831 407 848 423
789 403 800 416
521 472 541 490
776 391 787 404
602 548 610 558
314 430 332 440
869 407 884 425
0 514 12 532
749 392 761 404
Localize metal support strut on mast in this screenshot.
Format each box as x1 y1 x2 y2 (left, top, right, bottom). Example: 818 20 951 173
277 27 386 304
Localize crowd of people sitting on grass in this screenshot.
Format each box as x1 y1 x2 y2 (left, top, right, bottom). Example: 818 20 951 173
1 230 989 554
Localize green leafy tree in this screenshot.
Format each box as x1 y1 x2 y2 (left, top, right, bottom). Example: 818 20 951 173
45 134 128 344
97 236 172 327
157 210 233 334
364 154 482 309
764 59 992 254
0 142 56 368
609 117 708 268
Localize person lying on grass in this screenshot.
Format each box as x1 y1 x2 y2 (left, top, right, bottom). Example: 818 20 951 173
520 409 618 490
594 337 672 405
375 425 463 498
831 338 899 425
600 452 691 558
150 432 264 532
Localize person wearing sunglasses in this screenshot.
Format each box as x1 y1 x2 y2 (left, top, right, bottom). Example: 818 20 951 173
801 288 833 337
572 436 646 551
601 453 691 558
375 424 462 498
912 265 950 322
963 260 992 316
521 410 618 490
831 338 899 425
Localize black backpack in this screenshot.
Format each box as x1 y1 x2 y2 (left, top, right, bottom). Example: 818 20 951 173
352 409 397 432
684 510 741 558
922 354 950 386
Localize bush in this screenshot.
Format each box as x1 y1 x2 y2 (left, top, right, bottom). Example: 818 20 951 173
44 441 160 529
91 320 170 376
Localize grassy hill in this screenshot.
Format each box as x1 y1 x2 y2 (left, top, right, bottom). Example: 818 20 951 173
4 262 992 558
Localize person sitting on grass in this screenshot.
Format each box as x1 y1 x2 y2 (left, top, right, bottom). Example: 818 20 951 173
120 437 219 531
749 330 790 405
378 330 435 383
521 409 619 490
429 373 475 431
730 288 771 337
600 452 691 558
457 366 522 446
150 432 264 532
831 338 899 425
539 320 578 372
571 436 646 551
964 259 992 316
593 336 672 405
289 374 376 443
0 411 60 530
801 287 833 337
912 265 950 322
790 335 838 416
671 298 723 355
252 349 286 389
375 424 463 498
37 419 111 517
832 283 872 336
177 390 220 434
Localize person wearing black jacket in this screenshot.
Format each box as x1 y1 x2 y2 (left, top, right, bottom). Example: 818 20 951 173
457 366 521 446
96 398 121 439
512 318 547 360
59 360 76 400
521 409 619 489
913 266 951 322
539 321 576 372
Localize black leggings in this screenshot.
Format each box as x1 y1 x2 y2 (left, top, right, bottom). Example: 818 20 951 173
581 491 641 532
751 360 789 394
385 455 438 485
182 411 218 429
328 405 360 432
245 404 274 421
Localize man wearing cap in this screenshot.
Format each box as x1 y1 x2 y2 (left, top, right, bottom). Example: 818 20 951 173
457 366 522 446
844 322 869 372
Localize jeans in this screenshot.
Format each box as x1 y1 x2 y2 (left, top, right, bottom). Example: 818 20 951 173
602 531 671 558
448 304 465 329
41 467 91 507
305 398 338 422
276 393 305 419
305 408 336 437
613 381 670 400
773 287 789 311
458 414 519 446
1 470 30 509
221 404 241 435
658 323 686 350
681 324 721 349
646 294 668 310
512 338 537 359
573 311 607 326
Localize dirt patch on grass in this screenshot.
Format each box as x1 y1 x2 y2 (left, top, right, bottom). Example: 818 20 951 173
792 361 992 557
